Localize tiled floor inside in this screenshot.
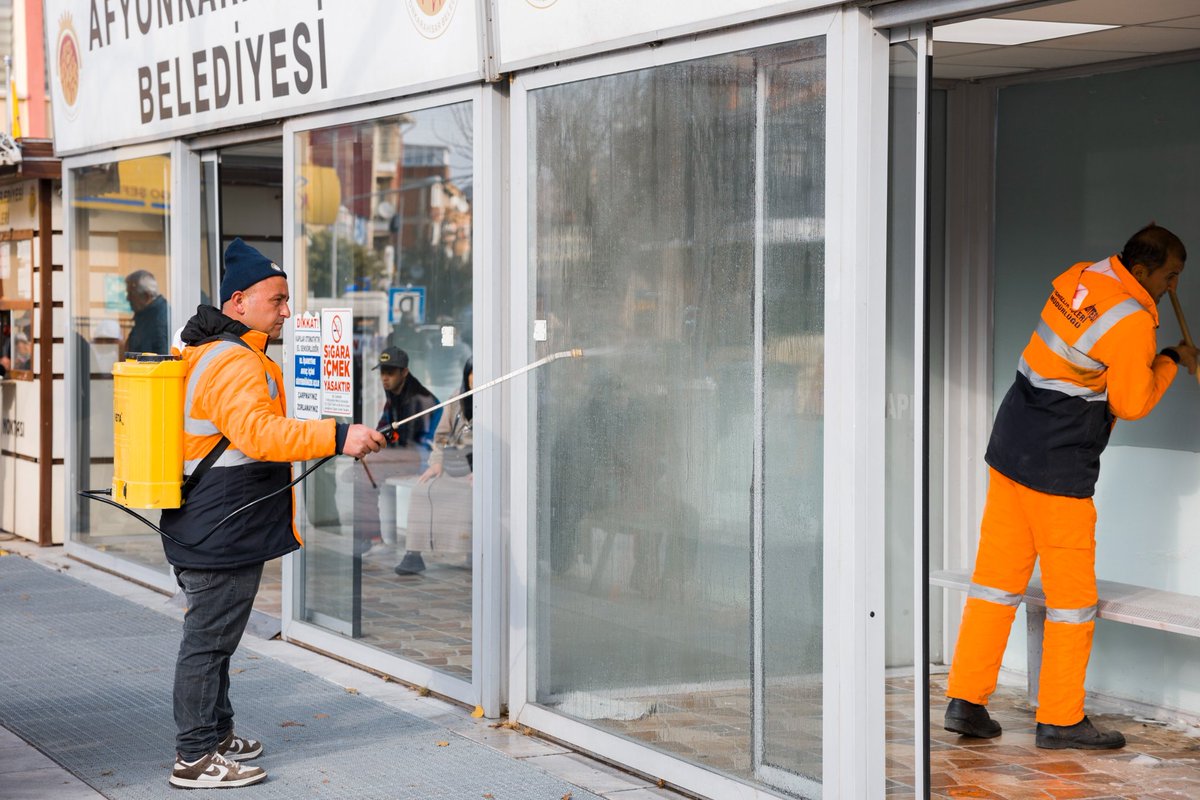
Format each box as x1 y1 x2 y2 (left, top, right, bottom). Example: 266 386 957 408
594 681 822 786
887 673 1200 799
562 670 1200 798
354 545 473 677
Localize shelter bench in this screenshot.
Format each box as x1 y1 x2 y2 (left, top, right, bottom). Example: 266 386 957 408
930 569 1200 705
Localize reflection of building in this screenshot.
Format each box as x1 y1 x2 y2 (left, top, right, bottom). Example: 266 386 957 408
395 143 472 260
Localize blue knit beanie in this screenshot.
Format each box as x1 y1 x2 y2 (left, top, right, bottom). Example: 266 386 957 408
220 238 286 305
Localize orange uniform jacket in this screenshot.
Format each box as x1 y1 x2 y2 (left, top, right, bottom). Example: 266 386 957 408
985 255 1177 497
160 306 344 569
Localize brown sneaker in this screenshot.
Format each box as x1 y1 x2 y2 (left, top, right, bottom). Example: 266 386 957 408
217 731 263 761
169 751 266 788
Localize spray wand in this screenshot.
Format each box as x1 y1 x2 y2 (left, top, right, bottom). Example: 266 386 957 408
1168 289 1200 386
78 348 584 546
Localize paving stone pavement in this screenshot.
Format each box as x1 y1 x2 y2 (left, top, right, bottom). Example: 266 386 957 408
0 552 641 800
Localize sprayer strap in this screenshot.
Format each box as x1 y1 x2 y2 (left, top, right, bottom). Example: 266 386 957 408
179 332 258 504
180 435 231 502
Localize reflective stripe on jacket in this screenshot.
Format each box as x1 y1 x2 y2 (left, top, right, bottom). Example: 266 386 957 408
985 255 1177 497
160 326 339 569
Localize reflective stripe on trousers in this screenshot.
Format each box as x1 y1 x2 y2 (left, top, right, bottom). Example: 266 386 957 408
947 467 1098 726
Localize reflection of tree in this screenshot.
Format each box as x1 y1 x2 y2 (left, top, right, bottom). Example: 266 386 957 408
401 236 471 325
532 41 828 625
306 228 387 297
428 102 475 195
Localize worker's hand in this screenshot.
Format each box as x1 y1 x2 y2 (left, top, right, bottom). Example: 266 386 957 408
1176 341 1199 375
342 424 386 459
418 463 443 484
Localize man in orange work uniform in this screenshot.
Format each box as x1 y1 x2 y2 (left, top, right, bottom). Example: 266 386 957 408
159 239 386 788
944 224 1199 749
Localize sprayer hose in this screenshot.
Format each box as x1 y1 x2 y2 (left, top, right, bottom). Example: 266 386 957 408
77 348 583 548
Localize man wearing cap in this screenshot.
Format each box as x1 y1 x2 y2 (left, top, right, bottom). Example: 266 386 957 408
374 346 438 448
159 238 386 789
353 346 438 568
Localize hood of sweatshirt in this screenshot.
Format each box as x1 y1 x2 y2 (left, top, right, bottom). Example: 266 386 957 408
179 305 252 348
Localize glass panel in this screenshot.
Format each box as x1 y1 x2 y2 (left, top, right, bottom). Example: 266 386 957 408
885 39 920 795
71 154 172 569
199 156 219 307
294 102 475 678
760 47 826 789
529 38 826 793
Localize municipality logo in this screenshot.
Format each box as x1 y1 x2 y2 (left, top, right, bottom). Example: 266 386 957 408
406 0 459 39
56 13 82 119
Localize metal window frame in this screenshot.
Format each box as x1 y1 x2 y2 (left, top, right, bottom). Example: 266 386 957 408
885 22 935 800
279 84 502 715
507 7 890 798
63 139 183 595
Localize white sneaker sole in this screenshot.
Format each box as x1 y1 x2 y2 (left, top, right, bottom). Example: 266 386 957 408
169 770 266 789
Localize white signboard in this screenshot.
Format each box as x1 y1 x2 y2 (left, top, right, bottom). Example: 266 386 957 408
45 0 482 155
496 0 834 71
319 307 352 417
293 312 321 420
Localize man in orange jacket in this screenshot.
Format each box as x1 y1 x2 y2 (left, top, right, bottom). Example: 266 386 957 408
945 224 1198 750
160 239 386 788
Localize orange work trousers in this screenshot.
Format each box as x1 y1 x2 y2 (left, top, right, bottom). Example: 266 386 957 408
947 468 1098 726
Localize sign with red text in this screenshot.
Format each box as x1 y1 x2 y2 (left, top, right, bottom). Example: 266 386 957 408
319 308 352 417
44 0 482 155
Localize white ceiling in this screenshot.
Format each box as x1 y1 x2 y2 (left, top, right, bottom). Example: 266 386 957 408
932 0 1200 80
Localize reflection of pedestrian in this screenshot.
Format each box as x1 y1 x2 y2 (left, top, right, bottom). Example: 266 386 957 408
353 347 438 557
399 358 474 576
945 224 1198 751
8 330 31 371
419 357 473 484
125 270 170 354
374 346 438 447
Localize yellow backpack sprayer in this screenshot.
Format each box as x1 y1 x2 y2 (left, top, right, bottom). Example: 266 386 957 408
109 354 188 509
80 346 584 547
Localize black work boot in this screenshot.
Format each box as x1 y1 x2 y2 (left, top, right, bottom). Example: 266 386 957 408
1035 716 1125 750
944 698 1002 738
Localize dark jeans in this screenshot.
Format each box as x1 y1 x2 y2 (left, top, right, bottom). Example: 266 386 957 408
172 563 264 759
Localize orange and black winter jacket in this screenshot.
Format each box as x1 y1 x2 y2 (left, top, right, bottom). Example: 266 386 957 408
985 255 1177 498
160 306 347 569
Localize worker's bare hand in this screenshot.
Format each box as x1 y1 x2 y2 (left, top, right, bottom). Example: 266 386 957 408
342 424 387 458
1175 341 1199 375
